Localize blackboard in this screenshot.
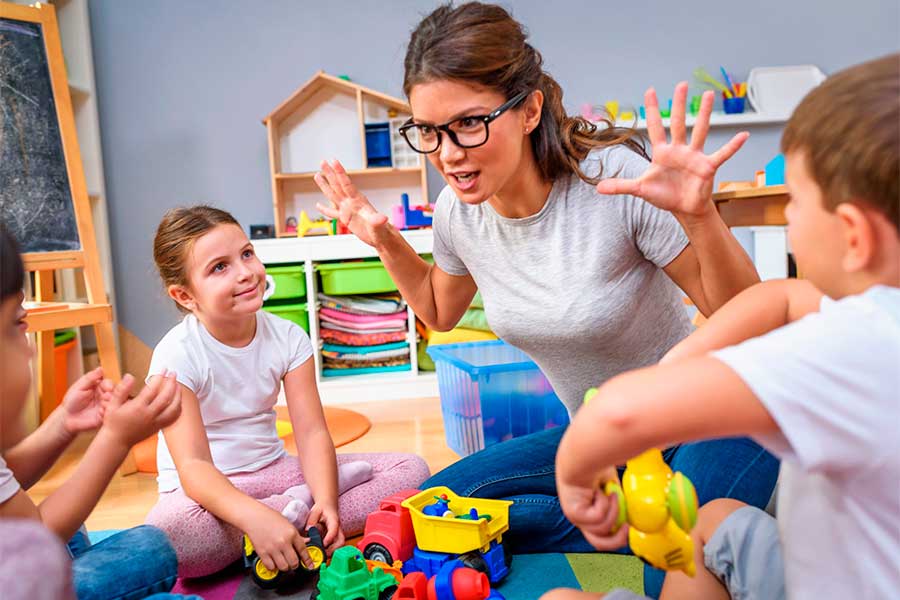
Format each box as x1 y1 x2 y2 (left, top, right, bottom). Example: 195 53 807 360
0 16 80 253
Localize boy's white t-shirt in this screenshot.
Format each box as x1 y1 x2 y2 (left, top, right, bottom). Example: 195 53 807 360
0 456 21 503
148 311 313 492
713 285 900 600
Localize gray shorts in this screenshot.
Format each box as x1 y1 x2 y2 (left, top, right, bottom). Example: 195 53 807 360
603 506 785 600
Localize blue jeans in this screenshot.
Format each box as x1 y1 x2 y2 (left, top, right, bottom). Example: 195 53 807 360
423 425 779 599
68 525 187 600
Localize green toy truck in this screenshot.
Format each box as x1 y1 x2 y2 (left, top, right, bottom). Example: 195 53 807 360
313 546 398 600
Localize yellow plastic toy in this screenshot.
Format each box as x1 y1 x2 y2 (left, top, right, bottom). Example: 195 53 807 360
401 486 512 555
584 389 699 577
298 210 334 237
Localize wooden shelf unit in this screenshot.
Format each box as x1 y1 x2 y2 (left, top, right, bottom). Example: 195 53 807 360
262 71 429 238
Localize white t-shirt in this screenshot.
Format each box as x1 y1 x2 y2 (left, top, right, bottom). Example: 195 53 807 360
0 456 21 504
713 285 900 600
148 311 313 492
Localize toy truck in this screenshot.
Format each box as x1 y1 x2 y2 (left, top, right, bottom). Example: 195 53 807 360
313 546 398 600
244 525 325 589
395 560 505 600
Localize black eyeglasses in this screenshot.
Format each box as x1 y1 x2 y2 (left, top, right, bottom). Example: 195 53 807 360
399 90 531 154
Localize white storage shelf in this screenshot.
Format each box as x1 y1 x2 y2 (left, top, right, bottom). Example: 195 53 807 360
610 110 789 130
255 231 438 404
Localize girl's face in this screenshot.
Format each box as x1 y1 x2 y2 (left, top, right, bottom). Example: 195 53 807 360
0 292 33 449
408 80 540 205
169 224 266 321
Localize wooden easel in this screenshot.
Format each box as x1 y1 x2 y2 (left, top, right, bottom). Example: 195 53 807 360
1 2 134 473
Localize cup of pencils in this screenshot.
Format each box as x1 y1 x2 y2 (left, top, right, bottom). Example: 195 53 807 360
694 66 747 114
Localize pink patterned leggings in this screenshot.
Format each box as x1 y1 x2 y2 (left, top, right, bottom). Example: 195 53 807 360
145 452 430 578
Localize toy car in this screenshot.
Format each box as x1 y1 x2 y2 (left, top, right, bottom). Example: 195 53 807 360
244 525 325 589
313 545 398 600
359 489 421 564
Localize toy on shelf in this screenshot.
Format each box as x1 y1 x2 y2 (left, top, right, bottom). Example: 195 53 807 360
244 525 325 589
285 216 298 235
583 390 698 576
717 153 787 193
395 560 505 600
299 211 335 237
315 545 398 600
358 487 513 585
765 154 785 186
391 193 433 230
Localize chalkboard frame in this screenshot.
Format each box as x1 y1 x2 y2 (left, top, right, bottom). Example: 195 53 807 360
0 2 96 274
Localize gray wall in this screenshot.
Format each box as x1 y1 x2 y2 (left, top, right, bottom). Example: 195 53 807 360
88 0 899 347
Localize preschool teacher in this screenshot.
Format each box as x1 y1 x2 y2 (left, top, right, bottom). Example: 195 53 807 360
313 3 778 596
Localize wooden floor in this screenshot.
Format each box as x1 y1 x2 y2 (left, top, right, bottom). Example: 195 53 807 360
28 397 459 531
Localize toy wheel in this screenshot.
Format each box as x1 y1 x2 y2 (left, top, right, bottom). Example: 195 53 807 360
363 543 394 564
460 551 488 575
378 585 398 600
251 557 284 589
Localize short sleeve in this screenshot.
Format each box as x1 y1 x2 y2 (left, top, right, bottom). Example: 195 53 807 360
0 456 21 504
598 146 689 267
431 186 469 276
147 327 202 394
712 298 900 474
287 323 314 372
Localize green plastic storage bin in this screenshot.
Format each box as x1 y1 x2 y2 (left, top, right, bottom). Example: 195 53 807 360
265 264 306 300
263 302 309 332
317 260 397 295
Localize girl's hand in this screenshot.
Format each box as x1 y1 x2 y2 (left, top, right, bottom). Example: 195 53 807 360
102 372 182 448
596 82 749 221
60 367 109 435
246 506 312 572
314 160 392 247
307 502 344 553
557 468 629 551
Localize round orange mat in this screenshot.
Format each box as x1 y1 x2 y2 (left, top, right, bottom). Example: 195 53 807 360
133 405 371 473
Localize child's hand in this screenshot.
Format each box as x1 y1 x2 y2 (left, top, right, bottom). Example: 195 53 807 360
102 372 182 448
60 367 110 435
596 82 749 221
246 505 311 573
557 468 629 551
307 502 344 553
314 160 392 248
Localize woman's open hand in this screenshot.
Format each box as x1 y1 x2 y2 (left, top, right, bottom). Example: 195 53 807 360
596 82 749 220
314 160 391 247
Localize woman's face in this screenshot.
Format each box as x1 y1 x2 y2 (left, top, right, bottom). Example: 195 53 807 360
408 80 539 205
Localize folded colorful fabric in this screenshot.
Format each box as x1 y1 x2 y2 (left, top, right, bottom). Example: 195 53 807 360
320 320 406 334
320 307 407 323
323 356 410 369
317 293 405 315
322 347 410 361
320 330 408 346
320 313 407 331
322 342 409 354
322 364 412 377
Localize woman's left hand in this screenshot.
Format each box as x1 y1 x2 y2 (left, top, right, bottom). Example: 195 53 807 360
307 502 345 553
596 82 749 220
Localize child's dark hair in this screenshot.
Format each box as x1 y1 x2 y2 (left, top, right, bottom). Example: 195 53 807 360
1 226 25 301
403 2 648 185
782 53 899 231
153 205 240 312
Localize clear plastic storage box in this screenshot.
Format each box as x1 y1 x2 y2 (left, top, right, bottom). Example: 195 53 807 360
427 340 569 456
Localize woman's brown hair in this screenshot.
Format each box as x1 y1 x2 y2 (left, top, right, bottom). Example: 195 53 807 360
153 205 240 312
403 2 648 185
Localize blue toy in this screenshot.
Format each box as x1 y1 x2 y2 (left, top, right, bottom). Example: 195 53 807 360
765 154 785 186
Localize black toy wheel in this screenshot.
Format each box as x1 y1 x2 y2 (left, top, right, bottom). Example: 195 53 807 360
460 551 488 575
363 543 394 564
379 586 398 600
251 557 285 589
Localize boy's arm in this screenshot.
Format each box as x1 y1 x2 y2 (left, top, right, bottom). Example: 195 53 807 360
2 409 75 490
663 279 823 363
557 356 778 488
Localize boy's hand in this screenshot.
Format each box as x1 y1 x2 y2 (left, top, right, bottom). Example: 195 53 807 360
557 468 630 551
102 372 182 448
60 367 110 435
307 502 344 553
246 505 311 573
596 82 749 221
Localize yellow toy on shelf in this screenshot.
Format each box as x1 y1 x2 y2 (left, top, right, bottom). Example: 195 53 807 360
584 389 699 577
298 210 334 237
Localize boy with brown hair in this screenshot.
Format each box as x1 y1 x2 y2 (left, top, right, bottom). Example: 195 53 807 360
548 53 900 600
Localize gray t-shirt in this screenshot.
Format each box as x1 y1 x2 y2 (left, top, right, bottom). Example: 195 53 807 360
432 145 693 414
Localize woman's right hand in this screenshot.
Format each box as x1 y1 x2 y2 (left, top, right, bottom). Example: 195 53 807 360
314 160 392 247
245 505 312 573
